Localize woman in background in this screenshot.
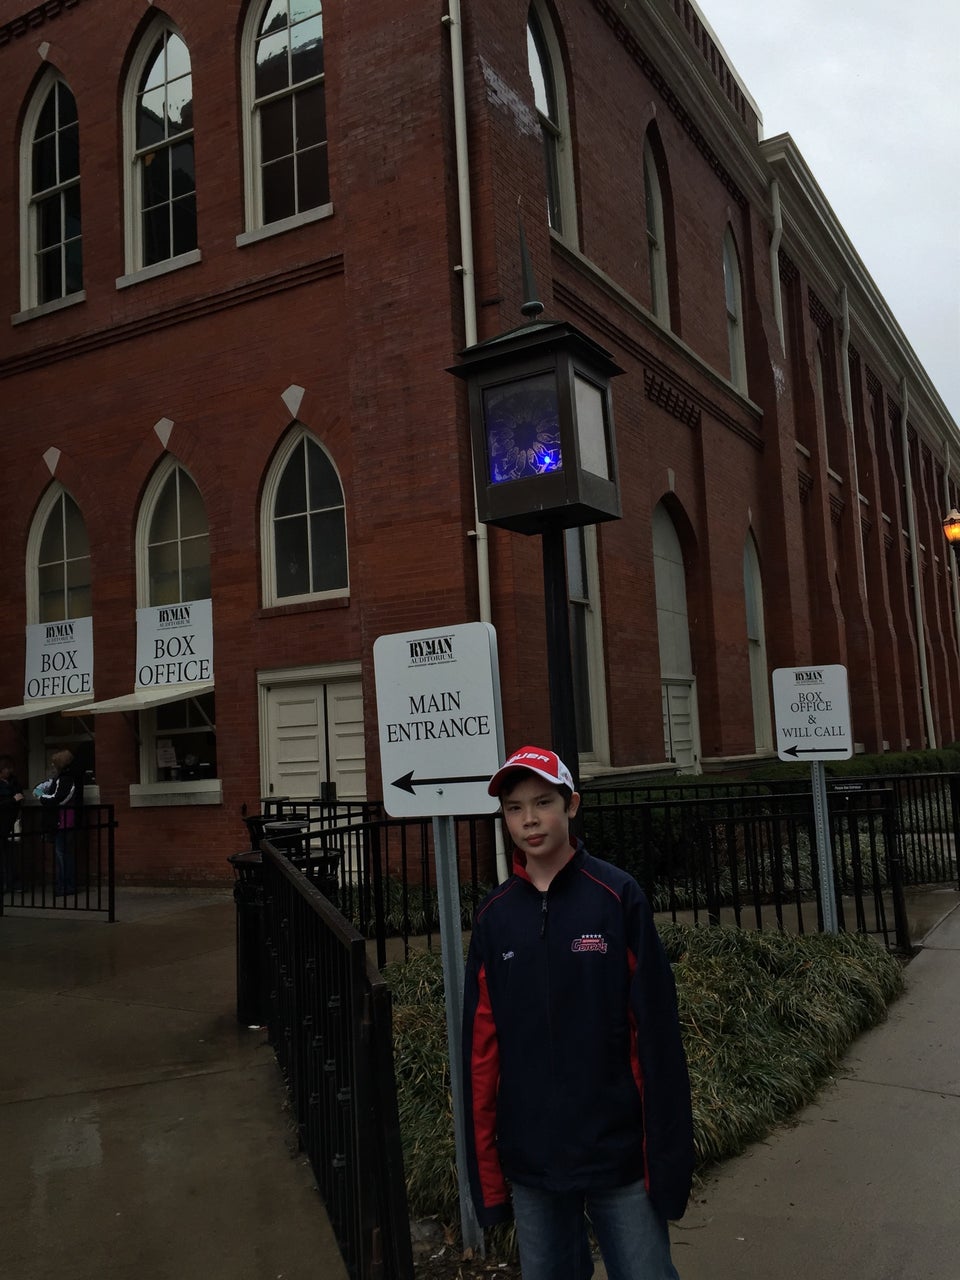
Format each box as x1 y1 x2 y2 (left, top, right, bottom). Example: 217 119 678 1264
37 750 83 896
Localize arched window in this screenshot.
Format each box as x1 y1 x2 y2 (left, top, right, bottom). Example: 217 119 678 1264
643 134 670 326
241 0 328 236
134 461 216 791
262 430 348 605
123 21 196 273
652 503 700 772
142 463 210 606
743 532 772 752
526 4 576 241
32 486 91 624
24 486 94 782
723 227 747 392
21 75 82 310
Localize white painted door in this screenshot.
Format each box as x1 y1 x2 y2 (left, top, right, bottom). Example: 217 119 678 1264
653 503 701 774
264 679 366 801
661 678 700 771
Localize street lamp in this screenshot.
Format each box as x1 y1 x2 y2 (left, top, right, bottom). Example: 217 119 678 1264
450 260 623 785
943 508 960 551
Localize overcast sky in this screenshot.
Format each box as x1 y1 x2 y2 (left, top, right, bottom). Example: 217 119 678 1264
698 0 960 425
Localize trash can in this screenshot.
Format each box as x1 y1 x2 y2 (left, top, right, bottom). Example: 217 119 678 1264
262 820 307 855
227 851 268 1026
289 847 342 905
242 813 267 850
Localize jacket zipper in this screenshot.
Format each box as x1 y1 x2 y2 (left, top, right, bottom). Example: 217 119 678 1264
540 893 548 938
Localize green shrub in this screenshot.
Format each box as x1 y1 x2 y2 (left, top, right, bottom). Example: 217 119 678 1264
756 746 960 784
387 925 904 1238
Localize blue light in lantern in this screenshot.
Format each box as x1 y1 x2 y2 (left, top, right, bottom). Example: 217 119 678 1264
483 373 563 485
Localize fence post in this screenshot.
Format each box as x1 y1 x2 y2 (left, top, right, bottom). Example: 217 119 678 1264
950 775 960 893
882 789 912 952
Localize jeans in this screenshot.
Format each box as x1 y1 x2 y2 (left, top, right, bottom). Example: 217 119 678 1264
511 1179 680 1280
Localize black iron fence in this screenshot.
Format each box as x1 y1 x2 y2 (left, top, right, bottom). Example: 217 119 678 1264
260 840 413 1280
241 772 959 1277
260 772 959 957
0 804 117 920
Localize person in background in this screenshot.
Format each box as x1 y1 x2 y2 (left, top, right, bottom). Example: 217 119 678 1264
0 755 24 890
463 746 694 1280
37 749 83 896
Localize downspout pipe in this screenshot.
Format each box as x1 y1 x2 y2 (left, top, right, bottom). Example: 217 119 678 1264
444 2 491 628
769 179 785 354
839 285 867 588
900 376 937 747
445 4 509 882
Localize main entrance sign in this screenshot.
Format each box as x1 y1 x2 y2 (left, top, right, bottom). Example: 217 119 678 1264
373 621 505 818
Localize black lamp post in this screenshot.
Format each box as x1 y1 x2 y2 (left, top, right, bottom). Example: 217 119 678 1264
450 260 623 787
943 508 960 555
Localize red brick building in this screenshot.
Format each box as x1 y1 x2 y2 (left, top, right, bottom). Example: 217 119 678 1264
1 0 957 882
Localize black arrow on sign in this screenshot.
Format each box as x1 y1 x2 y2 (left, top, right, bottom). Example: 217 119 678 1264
392 770 490 795
782 745 849 757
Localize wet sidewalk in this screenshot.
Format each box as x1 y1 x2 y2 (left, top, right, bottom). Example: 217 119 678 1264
666 892 960 1280
4 887 960 1280
0 891 349 1280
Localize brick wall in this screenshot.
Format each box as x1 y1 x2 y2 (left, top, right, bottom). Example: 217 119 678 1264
1 0 956 882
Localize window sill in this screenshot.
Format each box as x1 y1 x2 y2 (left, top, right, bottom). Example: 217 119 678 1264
12 291 86 325
129 779 222 808
116 249 202 291
236 203 333 248
259 594 350 619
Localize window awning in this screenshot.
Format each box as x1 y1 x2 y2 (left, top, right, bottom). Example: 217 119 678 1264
62 681 215 716
0 694 96 722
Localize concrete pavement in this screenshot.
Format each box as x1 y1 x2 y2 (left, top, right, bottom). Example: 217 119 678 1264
3 885 960 1279
0 890 349 1280
667 892 960 1280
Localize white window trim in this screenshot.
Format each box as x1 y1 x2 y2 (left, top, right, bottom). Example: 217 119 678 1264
236 202 333 247
13 292 86 325
130 779 222 807
643 135 670 328
121 17 195 276
239 0 329 237
723 227 748 392
577 525 609 767
260 427 349 607
744 532 772 752
18 69 81 314
134 459 216 790
26 482 81 623
136 455 207 608
116 248 201 290
528 1 578 247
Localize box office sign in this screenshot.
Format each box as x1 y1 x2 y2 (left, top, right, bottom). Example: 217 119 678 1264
24 616 94 700
136 598 214 688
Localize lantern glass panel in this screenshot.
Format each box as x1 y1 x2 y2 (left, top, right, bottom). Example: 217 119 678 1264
574 374 609 480
482 373 562 484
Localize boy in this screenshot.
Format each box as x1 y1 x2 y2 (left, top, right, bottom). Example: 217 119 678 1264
462 746 694 1280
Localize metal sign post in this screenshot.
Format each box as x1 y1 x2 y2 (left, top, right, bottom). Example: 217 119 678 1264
809 760 840 933
432 815 483 1253
374 622 505 1254
772 665 853 936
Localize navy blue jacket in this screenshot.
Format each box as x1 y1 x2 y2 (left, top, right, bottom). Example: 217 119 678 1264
462 842 694 1226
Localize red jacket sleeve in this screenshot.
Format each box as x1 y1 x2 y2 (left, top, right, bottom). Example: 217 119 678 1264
462 932 512 1226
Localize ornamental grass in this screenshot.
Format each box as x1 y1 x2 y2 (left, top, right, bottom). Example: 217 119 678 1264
386 925 903 1230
